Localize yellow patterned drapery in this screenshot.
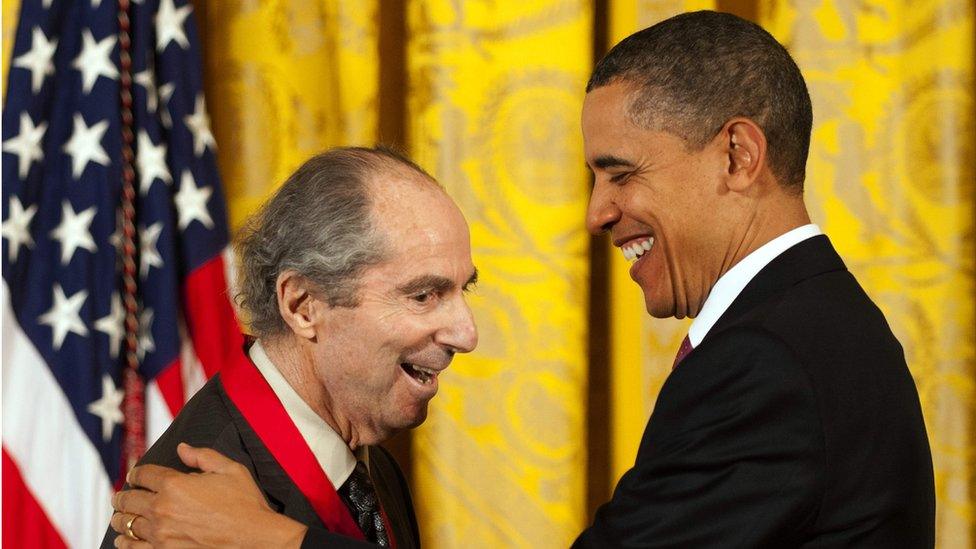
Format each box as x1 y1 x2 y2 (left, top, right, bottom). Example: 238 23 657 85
197 0 379 233
406 2 593 546
760 0 975 546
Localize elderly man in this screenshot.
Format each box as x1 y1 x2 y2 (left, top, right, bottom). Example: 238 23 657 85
112 10 934 548
105 147 477 548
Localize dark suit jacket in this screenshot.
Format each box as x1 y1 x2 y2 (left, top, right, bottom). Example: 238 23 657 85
101 373 420 549
575 235 934 548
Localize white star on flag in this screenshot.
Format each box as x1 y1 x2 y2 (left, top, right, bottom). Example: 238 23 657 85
140 221 164 277
137 307 155 360
72 29 118 94
38 284 89 351
158 82 175 128
50 200 98 265
63 113 110 179
184 94 216 156
2 196 38 261
136 131 172 194
3 112 48 179
175 170 214 229
13 27 58 93
134 67 158 113
94 293 126 359
87 374 124 442
156 0 192 52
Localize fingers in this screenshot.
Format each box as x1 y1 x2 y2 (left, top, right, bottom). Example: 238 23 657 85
109 512 150 547
177 442 239 474
114 535 151 549
125 463 180 492
112 488 155 517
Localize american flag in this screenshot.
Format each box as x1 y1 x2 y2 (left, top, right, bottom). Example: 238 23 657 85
2 0 241 546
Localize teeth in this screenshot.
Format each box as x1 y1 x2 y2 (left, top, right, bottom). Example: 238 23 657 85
408 363 436 384
621 237 654 262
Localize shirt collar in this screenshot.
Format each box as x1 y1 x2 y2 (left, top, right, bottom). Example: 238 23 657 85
248 340 358 487
687 224 822 347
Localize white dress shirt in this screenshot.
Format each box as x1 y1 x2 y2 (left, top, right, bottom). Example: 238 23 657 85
687 224 823 347
249 340 358 488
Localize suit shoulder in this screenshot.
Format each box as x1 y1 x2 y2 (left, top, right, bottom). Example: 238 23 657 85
138 375 245 471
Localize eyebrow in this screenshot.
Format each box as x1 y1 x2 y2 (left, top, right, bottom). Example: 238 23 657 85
592 155 637 170
397 268 479 295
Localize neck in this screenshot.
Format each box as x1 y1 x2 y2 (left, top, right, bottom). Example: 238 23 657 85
722 195 810 275
260 336 362 450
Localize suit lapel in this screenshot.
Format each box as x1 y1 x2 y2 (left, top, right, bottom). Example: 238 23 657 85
215 377 328 530
368 446 420 549
704 235 847 344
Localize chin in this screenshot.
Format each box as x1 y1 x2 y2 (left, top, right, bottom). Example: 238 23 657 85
391 402 429 431
643 293 677 319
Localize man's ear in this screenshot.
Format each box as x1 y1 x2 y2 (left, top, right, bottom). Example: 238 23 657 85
276 271 321 341
722 118 766 192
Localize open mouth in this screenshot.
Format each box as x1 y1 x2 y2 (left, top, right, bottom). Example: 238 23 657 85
400 362 437 385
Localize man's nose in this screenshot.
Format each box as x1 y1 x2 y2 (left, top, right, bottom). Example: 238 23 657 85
586 182 620 235
436 296 478 354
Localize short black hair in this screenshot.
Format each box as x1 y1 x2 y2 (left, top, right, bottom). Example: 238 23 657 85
587 10 812 190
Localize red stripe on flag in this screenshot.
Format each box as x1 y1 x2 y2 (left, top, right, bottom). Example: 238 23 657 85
3 448 68 549
183 255 243 378
154 358 185 417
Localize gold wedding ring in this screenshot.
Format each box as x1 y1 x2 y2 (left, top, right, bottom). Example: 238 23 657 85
124 515 142 541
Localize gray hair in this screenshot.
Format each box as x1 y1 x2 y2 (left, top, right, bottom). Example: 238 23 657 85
587 10 812 191
235 146 436 337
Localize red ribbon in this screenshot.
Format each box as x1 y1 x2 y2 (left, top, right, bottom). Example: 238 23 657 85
220 348 366 541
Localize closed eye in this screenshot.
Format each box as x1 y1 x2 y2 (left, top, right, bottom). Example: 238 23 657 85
609 172 631 183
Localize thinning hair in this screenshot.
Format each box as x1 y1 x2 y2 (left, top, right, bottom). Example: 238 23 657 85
235 146 437 337
587 10 812 190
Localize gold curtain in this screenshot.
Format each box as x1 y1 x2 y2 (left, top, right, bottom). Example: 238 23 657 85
405 2 592 546
759 1 976 545
1 0 18 101
198 0 379 232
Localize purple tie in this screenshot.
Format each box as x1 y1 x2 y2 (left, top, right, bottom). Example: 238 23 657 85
673 335 693 369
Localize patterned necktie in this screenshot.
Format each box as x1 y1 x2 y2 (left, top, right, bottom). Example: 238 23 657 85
339 461 389 546
672 335 694 369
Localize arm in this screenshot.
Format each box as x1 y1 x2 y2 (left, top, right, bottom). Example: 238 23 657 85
575 328 824 548
111 443 374 548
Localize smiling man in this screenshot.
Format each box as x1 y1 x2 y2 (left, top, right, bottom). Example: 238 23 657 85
574 10 934 547
104 147 477 548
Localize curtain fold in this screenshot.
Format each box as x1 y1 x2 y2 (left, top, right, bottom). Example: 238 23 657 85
760 1 975 546
405 2 593 546
199 0 378 232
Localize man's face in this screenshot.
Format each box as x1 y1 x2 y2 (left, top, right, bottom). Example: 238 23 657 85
582 82 733 319
310 172 478 446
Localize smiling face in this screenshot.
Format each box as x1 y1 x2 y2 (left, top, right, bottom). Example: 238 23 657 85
309 171 478 446
583 82 739 319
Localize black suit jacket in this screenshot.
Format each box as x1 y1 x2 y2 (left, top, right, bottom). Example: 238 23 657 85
101 373 420 549
575 235 934 548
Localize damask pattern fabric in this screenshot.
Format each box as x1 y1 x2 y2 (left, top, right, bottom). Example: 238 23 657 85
406 2 593 546
760 1 975 546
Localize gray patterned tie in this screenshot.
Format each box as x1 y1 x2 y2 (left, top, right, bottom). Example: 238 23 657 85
339 461 389 546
